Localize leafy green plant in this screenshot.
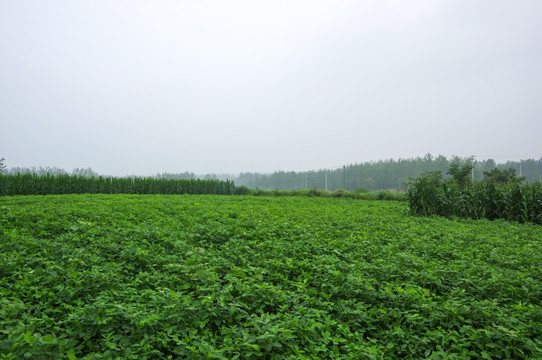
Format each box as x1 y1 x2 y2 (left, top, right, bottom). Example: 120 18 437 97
406 167 541 224
1 195 541 358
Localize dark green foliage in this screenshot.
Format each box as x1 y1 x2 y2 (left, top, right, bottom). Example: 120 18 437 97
1 195 541 359
233 185 252 195
447 162 473 187
0 174 237 196
406 170 542 224
483 167 526 185
404 172 444 216
0 173 403 200
246 188 405 201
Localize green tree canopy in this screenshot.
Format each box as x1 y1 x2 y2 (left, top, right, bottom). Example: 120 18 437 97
447 162 473 187
483 168 525 185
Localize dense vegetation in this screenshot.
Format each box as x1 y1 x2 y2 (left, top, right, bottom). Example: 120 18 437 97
3 155 541 192
407 165 542 224
247 188 404 201
1 195 541 359
235 155 542 191
0 174 239 196
0 173 405 200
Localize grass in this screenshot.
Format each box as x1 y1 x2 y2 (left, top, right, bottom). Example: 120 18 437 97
1 194 541 359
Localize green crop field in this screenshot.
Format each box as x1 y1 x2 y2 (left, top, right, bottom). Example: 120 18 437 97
1 195 541 359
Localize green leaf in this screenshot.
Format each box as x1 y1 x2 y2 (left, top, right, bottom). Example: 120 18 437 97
42 334 54 343
105 341 117 350
67 349 77 360
24 331 37 346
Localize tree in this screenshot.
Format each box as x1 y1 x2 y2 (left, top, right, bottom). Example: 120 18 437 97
417 170 443 186
447 162 473 187
483 168 525 185
364 177 376 190
0 157 6 174
72 167 98 178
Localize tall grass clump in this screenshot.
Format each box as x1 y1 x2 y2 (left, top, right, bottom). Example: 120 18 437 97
406 165 542 224
0 173 238 196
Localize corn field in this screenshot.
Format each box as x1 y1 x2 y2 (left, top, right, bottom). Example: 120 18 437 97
0 173 240 196
406 178 542 224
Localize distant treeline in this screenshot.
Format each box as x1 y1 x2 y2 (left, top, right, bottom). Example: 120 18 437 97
2 155 541 192
0 174 239 196
3 166 99 178
2 167 232 182
235 155 542 191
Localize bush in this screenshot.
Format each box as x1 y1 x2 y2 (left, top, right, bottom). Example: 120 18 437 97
234 185 252 195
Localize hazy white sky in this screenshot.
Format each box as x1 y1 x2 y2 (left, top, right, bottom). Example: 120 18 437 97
1 1 541 176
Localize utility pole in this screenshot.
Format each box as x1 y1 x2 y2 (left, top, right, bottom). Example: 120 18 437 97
305 174 308 189
325 170 328 191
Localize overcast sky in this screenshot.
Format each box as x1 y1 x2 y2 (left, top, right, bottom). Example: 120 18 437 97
1 1 541 176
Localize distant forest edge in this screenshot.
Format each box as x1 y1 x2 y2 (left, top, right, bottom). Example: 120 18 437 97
236 155 542 191
2 155 541 192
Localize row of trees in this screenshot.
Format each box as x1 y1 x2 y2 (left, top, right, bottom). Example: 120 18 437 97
2 155 541 192
1 163 99 178
0 160 230 182
235 155 542 191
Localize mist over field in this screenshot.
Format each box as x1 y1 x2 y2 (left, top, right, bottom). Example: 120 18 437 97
1 1 541 176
